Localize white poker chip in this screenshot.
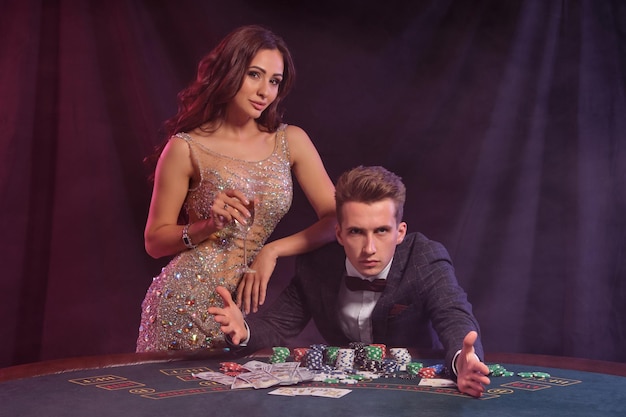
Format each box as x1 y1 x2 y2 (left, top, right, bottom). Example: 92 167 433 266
340 379 358 384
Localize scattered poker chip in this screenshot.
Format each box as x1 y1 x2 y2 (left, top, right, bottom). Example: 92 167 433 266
487 363 515 377
532 372 551 378
356 371 380 379
517 372 535 378
406 362 424 375
430 364 446 374
418 367 437 379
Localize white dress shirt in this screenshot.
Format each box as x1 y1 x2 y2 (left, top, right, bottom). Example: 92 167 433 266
337 258 393 343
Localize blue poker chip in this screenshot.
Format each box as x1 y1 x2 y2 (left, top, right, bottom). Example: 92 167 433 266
309 344 327 351
431 364 446 374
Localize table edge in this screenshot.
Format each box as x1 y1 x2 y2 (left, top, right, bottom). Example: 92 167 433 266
1 350 624 382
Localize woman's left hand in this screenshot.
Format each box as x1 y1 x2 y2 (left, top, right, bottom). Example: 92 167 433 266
236 246 277 314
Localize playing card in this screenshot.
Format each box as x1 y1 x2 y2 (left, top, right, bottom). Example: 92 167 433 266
268 387 297 396
309 388 352 398
418 378 457 388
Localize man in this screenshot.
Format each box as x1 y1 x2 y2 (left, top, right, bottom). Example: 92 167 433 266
210 165 491 397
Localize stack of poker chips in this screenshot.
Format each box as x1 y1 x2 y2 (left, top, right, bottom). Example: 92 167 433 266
349 342 369 368
304 344 334 370
364 345 384 361
288 343 455 381
335 348 356 370
269 346 290 364
324 346 340 366
370 343 387 359
389 347 412 371
219 361 245 376
361 359 384 374
361 345 387 374
271 343 462 384
381 358 399 375
293 347 309 363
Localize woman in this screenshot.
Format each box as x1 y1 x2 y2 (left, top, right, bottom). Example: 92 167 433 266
136 25 336 352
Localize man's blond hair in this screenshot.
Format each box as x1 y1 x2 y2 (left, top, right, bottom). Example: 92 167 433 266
335 165 406 224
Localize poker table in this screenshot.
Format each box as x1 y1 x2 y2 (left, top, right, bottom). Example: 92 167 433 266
1 349 625 417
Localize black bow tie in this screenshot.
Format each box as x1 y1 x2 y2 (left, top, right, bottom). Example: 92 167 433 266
344 275 387 292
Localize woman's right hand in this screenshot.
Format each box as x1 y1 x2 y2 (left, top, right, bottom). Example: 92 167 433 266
185 189 254 247
209 189 253 230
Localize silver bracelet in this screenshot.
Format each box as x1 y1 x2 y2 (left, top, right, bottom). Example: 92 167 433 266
182 224 197 249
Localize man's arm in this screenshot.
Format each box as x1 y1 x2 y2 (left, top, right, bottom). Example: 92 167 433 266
453 331 491 398
210 278 313 351
208 286 248 344
414 239 485 372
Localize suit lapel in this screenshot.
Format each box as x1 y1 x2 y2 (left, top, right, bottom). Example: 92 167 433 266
319 254 348 342
371 239 410 341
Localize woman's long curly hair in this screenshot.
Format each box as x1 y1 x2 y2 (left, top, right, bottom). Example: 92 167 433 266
146 25 296 176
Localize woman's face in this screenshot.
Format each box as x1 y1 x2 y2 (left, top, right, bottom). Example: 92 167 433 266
229 48 284 120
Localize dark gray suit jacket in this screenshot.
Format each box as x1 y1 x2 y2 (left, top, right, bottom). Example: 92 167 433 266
246 232 483 370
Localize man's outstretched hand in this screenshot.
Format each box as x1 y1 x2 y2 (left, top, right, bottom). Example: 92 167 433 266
208 286 248 345
455 331 491 398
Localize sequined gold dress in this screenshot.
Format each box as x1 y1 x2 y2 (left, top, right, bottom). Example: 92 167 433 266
136 124 292 352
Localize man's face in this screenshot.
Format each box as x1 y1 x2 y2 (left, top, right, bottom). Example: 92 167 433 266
336 199 407 277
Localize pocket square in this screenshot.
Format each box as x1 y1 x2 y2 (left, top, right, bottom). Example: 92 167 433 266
389 304 409 317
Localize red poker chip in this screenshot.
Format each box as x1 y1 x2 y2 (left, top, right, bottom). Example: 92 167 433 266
293 347 309 362
220 362 244 372
418 367 437 379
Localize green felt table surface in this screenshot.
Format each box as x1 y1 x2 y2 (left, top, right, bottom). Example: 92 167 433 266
1 350 625 417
